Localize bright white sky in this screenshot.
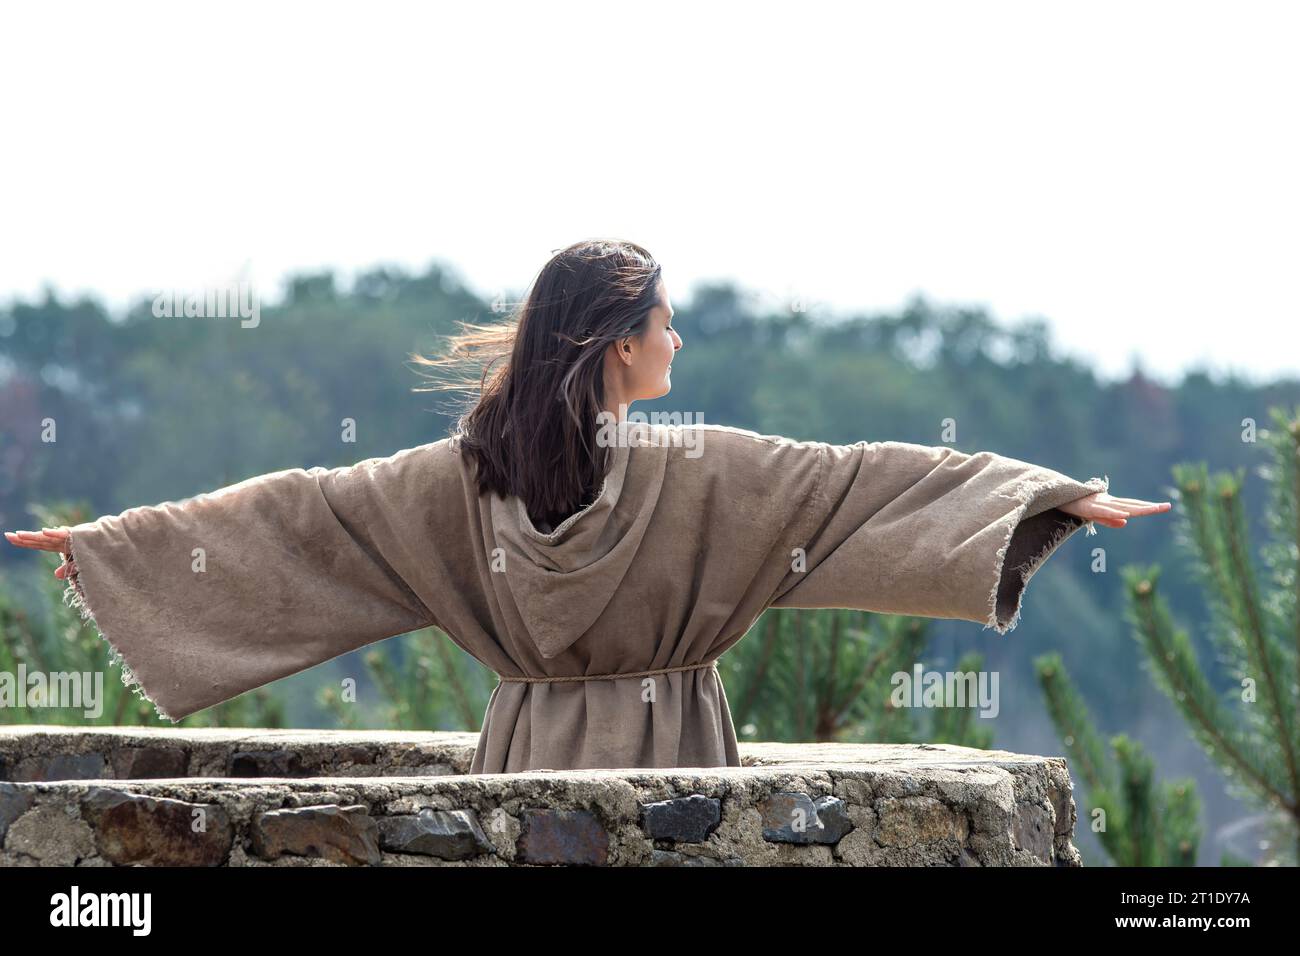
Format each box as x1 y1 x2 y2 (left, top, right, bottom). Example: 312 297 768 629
3 1 1297 386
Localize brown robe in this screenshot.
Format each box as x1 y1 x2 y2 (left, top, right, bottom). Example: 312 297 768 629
61 421 1108 773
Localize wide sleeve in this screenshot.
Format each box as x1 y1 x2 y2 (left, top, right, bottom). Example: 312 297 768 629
60 440 463 723
766 437 1110 635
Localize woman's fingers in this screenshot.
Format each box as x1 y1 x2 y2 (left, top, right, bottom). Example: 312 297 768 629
1089 504 1130 519
1106 497 1172 514
1102 503 1170 517
4 528 74 580
1067 494 1173 529
4 529 71 552
1060 490 1173 530
5 528 74 579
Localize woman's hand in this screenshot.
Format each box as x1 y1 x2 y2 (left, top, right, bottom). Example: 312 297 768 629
4 527 75 579
1057 492 1171 529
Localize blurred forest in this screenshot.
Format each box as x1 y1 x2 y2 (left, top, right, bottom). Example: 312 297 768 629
3 261 1299 864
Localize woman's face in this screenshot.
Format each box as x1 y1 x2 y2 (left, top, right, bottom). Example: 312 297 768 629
608 279 683 406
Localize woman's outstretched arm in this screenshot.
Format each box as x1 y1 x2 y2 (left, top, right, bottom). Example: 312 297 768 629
5 441 464 722
760 436 1169 634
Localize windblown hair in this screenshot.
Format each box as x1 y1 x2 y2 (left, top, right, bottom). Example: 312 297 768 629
410 238 663 531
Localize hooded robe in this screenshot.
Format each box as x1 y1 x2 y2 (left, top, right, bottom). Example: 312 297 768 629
59 421 1109 773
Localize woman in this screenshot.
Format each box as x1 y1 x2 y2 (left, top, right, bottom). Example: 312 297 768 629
5 238 1170 773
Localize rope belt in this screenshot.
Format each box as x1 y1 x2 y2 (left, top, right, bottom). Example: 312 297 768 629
497 660 719 684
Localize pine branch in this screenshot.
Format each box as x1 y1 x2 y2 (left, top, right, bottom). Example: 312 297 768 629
821 609 843 728
1158 776 1201 866
432 628 479 731
1174 466 1257 688
794 610 807 739
733 610 780 725
1114 736 1158 867
1035 653 1113 793
1218 480 1300 804
830 619 924 729
1128 569 1293 813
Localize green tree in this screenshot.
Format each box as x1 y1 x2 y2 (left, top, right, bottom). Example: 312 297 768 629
1123 405 1300 866
1036 652 1201 865
319 627 494 731
722 607 994 749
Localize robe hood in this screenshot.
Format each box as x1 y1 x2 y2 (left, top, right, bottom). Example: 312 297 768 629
484 421 669 660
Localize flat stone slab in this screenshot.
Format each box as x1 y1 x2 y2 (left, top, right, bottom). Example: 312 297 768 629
0 726 1079 867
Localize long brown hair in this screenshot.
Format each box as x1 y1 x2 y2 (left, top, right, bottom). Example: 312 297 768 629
410 238 663 530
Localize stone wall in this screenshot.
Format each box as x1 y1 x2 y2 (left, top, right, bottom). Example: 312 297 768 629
0 727 1080 866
